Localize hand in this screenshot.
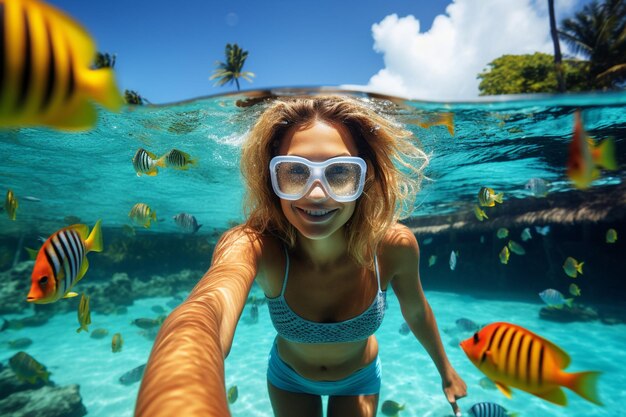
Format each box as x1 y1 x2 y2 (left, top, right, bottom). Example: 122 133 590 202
442 369 467 416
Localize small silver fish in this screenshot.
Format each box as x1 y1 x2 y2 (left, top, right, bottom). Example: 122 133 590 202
539 289 573 308
173 213 202 234
534 225 550 236
521 227 532 242
525 178 550 197
119 363 146 386
449 250 458 271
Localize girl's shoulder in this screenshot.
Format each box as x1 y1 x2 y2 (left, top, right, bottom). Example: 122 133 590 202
378 223 420 273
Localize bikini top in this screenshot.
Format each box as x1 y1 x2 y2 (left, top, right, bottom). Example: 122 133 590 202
265 247 387 344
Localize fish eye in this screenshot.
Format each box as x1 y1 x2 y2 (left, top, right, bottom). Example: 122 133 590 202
39 276 48 287
473 332 479 344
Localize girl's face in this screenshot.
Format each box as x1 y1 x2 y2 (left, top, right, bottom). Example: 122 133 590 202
276 120 359 240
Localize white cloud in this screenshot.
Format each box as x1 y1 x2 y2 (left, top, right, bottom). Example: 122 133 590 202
344 0 580 100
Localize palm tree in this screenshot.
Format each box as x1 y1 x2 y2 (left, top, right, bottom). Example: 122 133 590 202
210 43 255 91
92 52 116 69
560 0 626 89
548 0 566 92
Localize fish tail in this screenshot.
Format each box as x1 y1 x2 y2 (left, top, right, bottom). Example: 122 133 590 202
594 138 617 170
494 192 504 203
564 298 574 307
82 68 124 112
154 155 167 168
194 224 203 234
566 370 603 405
577 262 584 275
85 219 103 253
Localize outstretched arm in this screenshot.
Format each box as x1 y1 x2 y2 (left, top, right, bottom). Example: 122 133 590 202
135 227 262 417
387 225 467 416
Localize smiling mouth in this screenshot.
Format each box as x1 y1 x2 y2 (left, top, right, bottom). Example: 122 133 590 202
296 207 338 222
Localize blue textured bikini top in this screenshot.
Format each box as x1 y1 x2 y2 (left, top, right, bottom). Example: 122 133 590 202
265 247 387 344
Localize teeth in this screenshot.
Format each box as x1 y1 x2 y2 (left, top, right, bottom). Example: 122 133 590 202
304 209 332 216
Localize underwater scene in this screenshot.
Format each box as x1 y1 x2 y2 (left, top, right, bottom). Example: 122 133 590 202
1 87 625 417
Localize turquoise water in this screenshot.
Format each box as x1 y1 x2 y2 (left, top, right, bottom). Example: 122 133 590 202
1 88 625 417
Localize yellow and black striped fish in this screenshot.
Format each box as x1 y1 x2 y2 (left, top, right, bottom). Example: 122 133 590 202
129 203 156 228
163 149 196 170
27 220 103 304
132 148 164 177
460 322 602 406
173 212 202 234
478 187 503 207
76 292 90 333
0 0 123 130
4 188 18 220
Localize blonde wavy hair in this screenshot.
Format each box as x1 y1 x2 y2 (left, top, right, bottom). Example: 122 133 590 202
240 95 428 269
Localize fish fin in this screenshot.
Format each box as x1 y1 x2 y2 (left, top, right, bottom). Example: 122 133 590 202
68 224 90 240
495 382 513 399
25 247 39 260
534 387 567 406
85 220 103 253
494 192 504 203
45 98 98 131
154 156 167 168
565 298 574 308
146 169 159 176
594 138 617 170
63 292 79 298
567 370 603 405
76 257 90 282
194 224 203 234
577 262 584 275
146 150 159 160
82 68 124 112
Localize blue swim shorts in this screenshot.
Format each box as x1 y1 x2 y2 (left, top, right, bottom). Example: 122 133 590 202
267 339 382 396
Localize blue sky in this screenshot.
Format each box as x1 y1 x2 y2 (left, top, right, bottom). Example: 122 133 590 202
51 0 590 104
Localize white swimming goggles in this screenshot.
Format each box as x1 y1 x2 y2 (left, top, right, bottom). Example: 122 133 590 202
269 155 367 202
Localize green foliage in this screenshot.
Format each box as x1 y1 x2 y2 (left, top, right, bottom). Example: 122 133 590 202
124 90 145 105
210 43 255 91
92 52 116 69
560 0 626 89
477 53 589 95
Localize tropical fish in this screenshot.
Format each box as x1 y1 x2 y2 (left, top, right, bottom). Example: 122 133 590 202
398 322 410 336
474 205 488 221
563 257 583 278
460 322 602 406
520 228 532 242
6 337 33 349
468 402 517 417
27 220 103 304
151 305 166 314
227 385 238 404
534 225 550 236
524 178 550 197
112 332 123 353
496 228 509 239
478 187 503 207
569 283 581 297
428 255 437 267
539 289 573 309
3 189 19 220
122 224 136 237
90 328 108 339
381 400 405 417
449 250 458 271
9 351 50 384
406 112 454 136
131 317 163 329
567 110 616 189
173 212 202 234
479 377 497 391
605 229 617 243
499 246 510 265
76 293 91 333
507 240 525 255
132 148 165 176
162 149 196 170
22 195 41 202
119 363 146 386
0 0 123 130
129 203 156 228
422 237 433 245
456 318 479 332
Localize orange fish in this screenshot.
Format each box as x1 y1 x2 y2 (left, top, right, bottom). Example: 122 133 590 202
407 112 455 136
460 322 602 406
567 111 616 189
27 220 103 304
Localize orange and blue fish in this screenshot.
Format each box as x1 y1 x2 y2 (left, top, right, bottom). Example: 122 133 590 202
27 220 103 304
0 0 123 131
460 322 602 406
566 110 616 189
